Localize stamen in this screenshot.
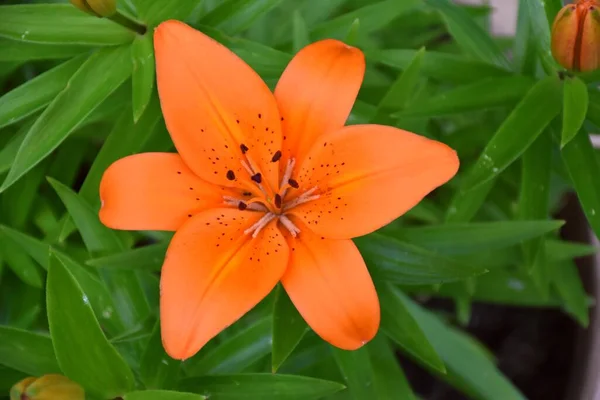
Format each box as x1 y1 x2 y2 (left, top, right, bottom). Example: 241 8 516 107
279 215 301 237
283 187 320 211
288 178 299 189
223 196 269 211
241 159 254 176
280 158 296 189
244 212 277 238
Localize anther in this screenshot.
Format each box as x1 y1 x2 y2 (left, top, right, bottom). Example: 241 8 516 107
238 201 247 210
274 194 282 208
271 150 282 162
240 144 249 154
251 173 262 183
288 178 299 188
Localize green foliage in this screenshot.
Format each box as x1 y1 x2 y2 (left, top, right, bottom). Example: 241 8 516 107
0 1 597 399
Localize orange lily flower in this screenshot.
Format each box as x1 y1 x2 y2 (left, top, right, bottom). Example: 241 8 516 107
99 20 459 360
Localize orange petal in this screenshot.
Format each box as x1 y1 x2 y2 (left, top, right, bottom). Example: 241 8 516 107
580 4 600 72
160 208 289 359
99 153 225 231
289 125 459 239
551 4 580 70
274 39 364 166
154 20 282 193
281 222 379 350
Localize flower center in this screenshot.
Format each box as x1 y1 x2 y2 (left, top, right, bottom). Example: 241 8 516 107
222 156 319 237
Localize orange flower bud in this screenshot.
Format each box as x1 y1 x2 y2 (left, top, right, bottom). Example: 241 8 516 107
552 0 600 72
69 0 116 17
10 374 85 400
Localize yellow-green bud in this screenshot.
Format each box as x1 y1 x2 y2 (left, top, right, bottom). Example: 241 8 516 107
10 374 85 400
70 0 116 17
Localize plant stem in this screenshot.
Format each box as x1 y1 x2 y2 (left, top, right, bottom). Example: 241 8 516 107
109 10 147 36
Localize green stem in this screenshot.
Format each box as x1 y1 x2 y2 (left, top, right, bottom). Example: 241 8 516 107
109 10 147 35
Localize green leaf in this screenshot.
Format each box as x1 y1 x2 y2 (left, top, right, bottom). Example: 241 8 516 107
552 261 590 326
356 233 488 285
0 55 86 129
179 374 345 400
47 251 135 398
561 77 589 147
0 365 27 395
0 122 29 175
546 239 599 262
378 284 445 372
424 0 509 68
311 0 420 40
384 220 564 255
332 347 378 400
0 233 43 288
86 242 168 271
1 45 133 192
186 317 272 376
135 0 198 27
0 38 93 61
292 11 309 53
400 290 526 400
214 0 284 35
0 4 134 45
398 76 534 118
125 391 206 400
140 321 181 390
131 34 155 123
560 127 600 241
272 285 308 372
367 336 415 400
0 326 60 376
461 75 562 191
445 178 495 223
367 49 511 84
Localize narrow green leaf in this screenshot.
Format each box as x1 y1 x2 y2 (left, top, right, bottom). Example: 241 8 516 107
545 239 599 262
47 251 135 398
140 321 181 390
398 76 534 118
135 0 198 27
186 317 272 376
86 243 168 271
311 0 420 40
292 11 310 53
179 374 345 400
367 336 416 400
131 34 155 123
384 220 563 255
0 233 43 288
0 38 93 61
367 49 511 84
1 45 133 192
525 0 559 74
125 391 206 400
0 4 134 45
272 285 308 372
0 122 29 175
332 347 377 400
561 77 589 147
401 291 526 400
552 261 590 326
216 0 283 35
560 127 600 241
0 326 60 376
0 55 86 129
356 233 488 285
446 178 495 223
425 0 510 68
378 284 445 372
461 75 562 191
0 365 27 395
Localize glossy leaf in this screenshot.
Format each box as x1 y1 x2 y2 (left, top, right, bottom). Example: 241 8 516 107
1 45 132 192
367 336 415 400
0 55 86 129
0 326 60 376
140 321 181 389
561 77 589 147
378 283 445 372
179 374 345 400
0 235 43 289
185 317 272 376
0 38 93 62
125 391 206 400
424 0 510 68
446 178 495 223
47 251 135 398
0 4 134 45
135 0 198 27
0 123 29 175
356 233 488 285
131 34 155 122
86 243 168 271
292 10 309 53
552 261 590 326
384 220 564 255
212 0 284 35
332 347 377 400
398 76 534 118
272 285 308 372
461 75 562 191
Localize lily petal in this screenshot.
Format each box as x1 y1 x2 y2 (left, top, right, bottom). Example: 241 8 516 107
290 124 459 239
160 208 289 359
99 153 225 231
281 221 379 350
275 39 364 166
154 20 282 192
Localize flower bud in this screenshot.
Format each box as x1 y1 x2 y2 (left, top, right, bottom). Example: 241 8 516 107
10 374 85 400
70 0 116 17
551 0 600 72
